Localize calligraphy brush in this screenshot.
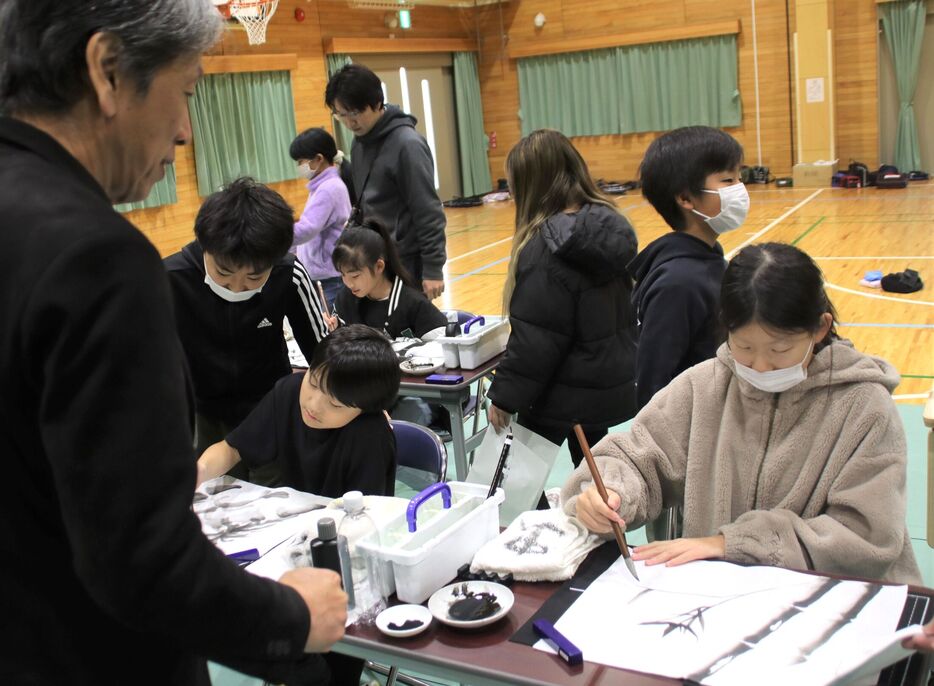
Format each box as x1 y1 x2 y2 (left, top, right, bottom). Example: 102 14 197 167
487 430 513 499
573 424 639 581
316 280 330 318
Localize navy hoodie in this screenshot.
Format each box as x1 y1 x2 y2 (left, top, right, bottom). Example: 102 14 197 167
627 232 726 409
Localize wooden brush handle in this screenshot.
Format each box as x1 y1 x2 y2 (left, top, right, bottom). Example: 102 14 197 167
573 424 632 560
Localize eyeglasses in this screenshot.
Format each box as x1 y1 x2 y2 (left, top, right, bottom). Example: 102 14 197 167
331 108 362 121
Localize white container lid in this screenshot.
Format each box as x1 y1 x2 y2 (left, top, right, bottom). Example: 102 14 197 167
343 490 364 513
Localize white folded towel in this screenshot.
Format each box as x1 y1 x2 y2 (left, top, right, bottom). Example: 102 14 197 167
470 508 602 582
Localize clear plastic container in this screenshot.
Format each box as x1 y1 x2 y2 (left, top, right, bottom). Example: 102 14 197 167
337 491 387 624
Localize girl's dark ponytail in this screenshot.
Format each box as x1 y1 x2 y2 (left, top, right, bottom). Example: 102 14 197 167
332 220 414 288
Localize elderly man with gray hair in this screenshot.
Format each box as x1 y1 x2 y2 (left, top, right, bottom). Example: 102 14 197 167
0 1 347 684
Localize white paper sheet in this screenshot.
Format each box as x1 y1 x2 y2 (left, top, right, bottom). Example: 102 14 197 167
829 625 923 686
466 424 561 525
194 477 331 556
534 557 910 686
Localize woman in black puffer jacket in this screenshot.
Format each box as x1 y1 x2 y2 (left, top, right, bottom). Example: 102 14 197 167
487 129 639 468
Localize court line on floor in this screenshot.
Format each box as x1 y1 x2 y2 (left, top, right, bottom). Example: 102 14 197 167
791 216 826 246
753 193 934 203
893 393 930 400
726 188 824 259
825 282 934 306
446 236 513 265
838 322 934 329
448 255 511 284
446 200 646 265
902 374 934 379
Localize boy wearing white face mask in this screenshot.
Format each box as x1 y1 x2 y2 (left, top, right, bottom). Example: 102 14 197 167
164 178 329 484
289 128 353 308
565 243 921 586
629 126 748 411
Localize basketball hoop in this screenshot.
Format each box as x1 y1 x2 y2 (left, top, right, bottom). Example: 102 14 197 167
211 0 231 20
228 0 279 45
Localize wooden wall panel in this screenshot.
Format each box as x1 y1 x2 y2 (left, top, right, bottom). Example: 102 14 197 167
472 0 798 188
124 0 882 256
833 0 880 168
126 1 470 257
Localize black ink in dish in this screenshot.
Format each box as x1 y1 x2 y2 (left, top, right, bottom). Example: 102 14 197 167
388 619 424 631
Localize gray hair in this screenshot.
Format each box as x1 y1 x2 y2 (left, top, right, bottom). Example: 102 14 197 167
0 0 223 116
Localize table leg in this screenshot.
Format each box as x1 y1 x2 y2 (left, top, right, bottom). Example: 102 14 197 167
447 398 468 481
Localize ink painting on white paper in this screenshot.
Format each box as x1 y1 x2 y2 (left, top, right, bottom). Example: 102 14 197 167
194 476 330 556
534 558 909 686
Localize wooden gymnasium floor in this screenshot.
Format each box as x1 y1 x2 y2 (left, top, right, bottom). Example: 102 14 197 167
436 181 934 404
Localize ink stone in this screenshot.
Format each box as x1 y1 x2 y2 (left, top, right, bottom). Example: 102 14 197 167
447 585 501 621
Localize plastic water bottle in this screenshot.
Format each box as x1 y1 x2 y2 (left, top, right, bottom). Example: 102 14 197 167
337 491 386 624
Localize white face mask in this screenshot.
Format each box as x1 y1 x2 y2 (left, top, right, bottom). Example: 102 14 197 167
297 163 317 180
693 182 750 234
732 341 814 393
203 270 263 303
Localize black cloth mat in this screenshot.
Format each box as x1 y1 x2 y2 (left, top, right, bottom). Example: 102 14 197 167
510 542 932 685
510 542 619 646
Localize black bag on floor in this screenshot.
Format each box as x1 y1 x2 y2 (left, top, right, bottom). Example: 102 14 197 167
847 161 869 187
881 269 923 294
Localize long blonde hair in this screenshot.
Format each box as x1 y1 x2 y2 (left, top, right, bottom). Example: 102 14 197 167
502 129 618 314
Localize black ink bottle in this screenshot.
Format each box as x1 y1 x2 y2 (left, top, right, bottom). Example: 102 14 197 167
309 517 342 579
444 311 461 338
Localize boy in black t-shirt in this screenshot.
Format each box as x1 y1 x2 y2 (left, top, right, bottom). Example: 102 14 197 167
197 325 401 498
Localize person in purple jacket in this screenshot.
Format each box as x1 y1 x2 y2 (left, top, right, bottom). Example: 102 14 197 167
289 127 353 308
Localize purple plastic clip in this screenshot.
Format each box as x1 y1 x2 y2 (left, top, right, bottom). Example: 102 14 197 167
533 619 583 666
227 548 261 566
405 482 452 533
462 315 485 334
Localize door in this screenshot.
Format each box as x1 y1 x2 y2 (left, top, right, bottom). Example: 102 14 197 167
352 54 463 201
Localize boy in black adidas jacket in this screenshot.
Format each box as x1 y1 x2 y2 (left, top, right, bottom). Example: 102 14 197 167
164 178 328 483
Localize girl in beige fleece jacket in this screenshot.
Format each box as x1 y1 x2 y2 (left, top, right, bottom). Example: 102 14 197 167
563 242 921 585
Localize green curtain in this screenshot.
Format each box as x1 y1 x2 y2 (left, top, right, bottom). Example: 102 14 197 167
880 0 926 171
188 70 298 197
517 35 741 137
114 163 177 213
326 54 354 158
452 52 492 197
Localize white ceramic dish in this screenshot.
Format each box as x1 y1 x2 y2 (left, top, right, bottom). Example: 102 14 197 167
427 581 514 629
399 359 443 376
375 604 433 638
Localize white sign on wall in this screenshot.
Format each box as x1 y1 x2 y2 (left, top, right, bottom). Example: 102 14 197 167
806 77 825 103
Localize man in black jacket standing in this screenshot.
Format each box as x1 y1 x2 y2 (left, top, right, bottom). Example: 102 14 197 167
325 64 447 300
0 2 346 684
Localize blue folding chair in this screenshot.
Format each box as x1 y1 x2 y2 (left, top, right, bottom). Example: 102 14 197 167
392 420 447 496
369 422 447 686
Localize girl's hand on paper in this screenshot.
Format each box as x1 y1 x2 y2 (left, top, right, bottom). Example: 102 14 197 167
576 486 626 534
323 313 339 332
632 536 725 567
487 404 513 433
902 622 934 652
